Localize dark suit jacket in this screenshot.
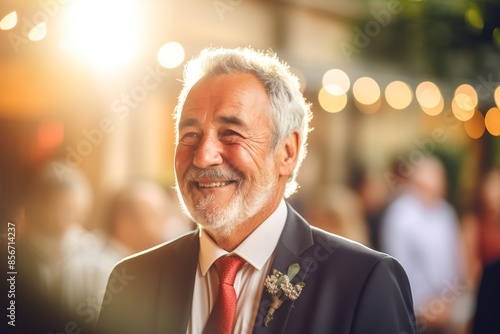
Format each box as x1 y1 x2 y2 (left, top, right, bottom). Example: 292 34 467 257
471 259 500 334
97 203 416 334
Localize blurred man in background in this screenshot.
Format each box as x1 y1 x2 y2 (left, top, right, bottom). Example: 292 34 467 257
93 180 193 308
17 161 99 332
306 185 370 246
472 259 500 334
381 155 467 334
103 181 191 256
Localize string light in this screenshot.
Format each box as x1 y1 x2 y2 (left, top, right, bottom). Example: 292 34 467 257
0 11 17 30
485 107 500 136
318 87 347 113
322 69 350 95
385 81 413 110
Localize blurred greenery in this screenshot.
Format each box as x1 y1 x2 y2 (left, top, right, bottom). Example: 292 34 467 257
355 0 500 80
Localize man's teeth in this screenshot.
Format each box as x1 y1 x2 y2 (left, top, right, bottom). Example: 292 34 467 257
198 181 231 188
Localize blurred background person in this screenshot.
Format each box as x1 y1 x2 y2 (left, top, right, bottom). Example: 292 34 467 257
471 259 500 334
381 155 468 334
475 168 500 264
92 181 194 310
306 184 370 246
350 167 390 251
460 167 500 333
17 161 99 332
466 168 500 267
103 180 191 255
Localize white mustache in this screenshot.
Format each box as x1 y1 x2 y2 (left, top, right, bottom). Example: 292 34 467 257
184 166 243 182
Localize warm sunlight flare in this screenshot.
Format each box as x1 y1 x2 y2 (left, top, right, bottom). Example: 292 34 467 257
60 0 143 71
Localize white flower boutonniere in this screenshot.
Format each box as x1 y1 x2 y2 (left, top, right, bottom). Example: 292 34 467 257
263 263 305 327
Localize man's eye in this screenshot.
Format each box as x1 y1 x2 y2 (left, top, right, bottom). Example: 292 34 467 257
222 130 240 137
220 130 242 144
180 132 200 144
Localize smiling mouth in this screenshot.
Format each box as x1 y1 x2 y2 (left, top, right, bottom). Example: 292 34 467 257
197 181 234 188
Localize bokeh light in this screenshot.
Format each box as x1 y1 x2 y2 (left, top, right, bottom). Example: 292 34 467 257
420 98 444 116
465 4 484 34
158 42 185 69
493 27 500 49
385 81 413 110
318 87 347 113
322 69 350 95
495 86 500 108
416 81 441 109
60 0 143 71
28 22 47 41
464 110 485 139
353 77 380 105
485 107 500 136
455 84 478 107
452 95 475 121
0 11 17 30
37 122 65 150
416 81 444 115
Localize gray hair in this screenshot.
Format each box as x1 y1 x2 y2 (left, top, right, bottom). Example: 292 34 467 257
174 47 312 197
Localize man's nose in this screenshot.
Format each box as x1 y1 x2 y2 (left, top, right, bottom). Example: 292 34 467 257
193 135 223 168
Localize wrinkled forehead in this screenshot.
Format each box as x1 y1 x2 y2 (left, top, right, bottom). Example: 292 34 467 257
176 72 271 126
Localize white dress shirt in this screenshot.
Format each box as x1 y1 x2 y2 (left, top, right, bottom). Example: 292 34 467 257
187 200 287 334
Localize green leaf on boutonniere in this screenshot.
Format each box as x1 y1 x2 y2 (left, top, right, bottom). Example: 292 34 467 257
287 263 300 281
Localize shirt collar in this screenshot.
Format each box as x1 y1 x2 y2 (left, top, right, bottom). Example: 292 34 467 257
199 200 288 276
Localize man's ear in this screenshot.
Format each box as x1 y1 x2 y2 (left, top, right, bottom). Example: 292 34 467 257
278 130 301 177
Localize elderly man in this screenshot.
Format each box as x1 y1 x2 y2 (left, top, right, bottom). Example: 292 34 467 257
97 48 416 334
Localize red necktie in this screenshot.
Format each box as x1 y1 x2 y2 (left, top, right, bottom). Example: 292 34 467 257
203 256 246 334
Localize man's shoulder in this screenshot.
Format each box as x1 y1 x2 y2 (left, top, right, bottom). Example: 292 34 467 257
309 225 388 264
286 203 390 268
113 230 198 271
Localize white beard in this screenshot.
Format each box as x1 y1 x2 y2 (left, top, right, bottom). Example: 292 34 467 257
175 156 278 238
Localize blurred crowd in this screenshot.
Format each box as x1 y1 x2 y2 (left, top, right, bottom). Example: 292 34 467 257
15 162 194 332
11 154 500 334
303 156 500 334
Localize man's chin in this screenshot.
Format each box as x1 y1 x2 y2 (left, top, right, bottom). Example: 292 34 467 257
189 205 239 233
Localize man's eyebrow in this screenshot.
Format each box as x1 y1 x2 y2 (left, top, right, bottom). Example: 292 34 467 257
178 118 199 129
217 115 249 130
178 115 250 130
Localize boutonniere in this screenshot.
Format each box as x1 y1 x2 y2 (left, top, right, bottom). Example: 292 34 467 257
263 263 305 327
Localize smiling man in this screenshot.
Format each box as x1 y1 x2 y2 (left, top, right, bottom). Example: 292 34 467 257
97 48 417 334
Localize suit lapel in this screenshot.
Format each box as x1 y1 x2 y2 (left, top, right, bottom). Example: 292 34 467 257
252 204 314 334
155 230 200 333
